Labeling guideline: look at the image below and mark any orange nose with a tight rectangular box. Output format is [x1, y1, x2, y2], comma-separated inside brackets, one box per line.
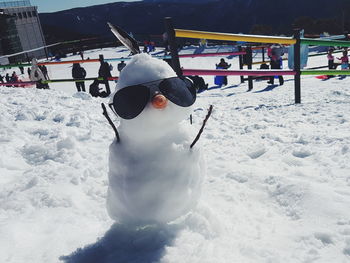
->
[151, 94, 168, 109]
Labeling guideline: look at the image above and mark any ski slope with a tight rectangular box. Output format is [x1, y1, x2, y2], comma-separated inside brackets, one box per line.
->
[1, 46, 350, 263]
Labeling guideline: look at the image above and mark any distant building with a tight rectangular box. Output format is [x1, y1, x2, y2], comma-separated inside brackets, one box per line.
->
[0, 12, 22, 64]
[0, 0, 46, 63]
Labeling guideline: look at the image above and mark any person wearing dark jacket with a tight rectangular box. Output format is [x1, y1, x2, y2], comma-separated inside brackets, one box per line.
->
[98, 61, 112, 95]
[19, 66, 24, 75]
[5, 73, 10, 82]
[11, 71, 18, 82]
[268, 44, 284, 85]
[99, 61, 112, 78]
[216, 58, 231, 69]
[40, 65, 49, 80]
[72, 63, 87, 92]
[117, 61, 126, 72]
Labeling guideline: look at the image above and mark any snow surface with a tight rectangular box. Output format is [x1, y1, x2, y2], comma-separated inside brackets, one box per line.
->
[1, 46, 350, 263]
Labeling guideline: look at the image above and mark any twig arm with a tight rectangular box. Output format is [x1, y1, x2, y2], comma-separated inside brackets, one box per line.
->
[101, 103, 120, 142]
[190, 105, 213, 149]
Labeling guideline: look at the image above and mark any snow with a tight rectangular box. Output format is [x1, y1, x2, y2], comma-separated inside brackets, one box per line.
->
[0, 45, 350, 263]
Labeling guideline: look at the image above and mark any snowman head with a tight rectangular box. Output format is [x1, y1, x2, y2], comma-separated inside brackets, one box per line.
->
[110, 54, 196, 139]
[105, 23, 197, 141]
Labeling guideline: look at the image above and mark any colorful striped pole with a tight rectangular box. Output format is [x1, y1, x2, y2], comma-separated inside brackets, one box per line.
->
[301, 70, 350, 75]
[178, 51, 246, 58]
[0, 81, 36, 87]
[38, 59, 100, 66]
[0, 63, 31, 68]
[0, 77, 119, 87]
[0, 51, 252, 69]
[300, 38, 350, 47]
[175, 28, 350, 48]
[42, 76, 118, 84]
[182, 69, 296, 76]
[175, 29, 297, 45]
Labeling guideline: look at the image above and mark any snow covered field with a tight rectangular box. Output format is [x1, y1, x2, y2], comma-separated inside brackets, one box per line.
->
[1, 46, 350, 263]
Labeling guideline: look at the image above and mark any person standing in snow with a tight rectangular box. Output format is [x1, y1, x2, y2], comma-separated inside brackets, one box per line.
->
[99, 61, 112, 79]
[267, 46, 272, 59]
[89, 58, 112, 97]
[98, 60, 112, 94]
[216, 58, 231, 69]
[30, 58, 49, 89]
[327, 48, 336, 69]
[79, 50, 84, 60]
[337, 50, 349, 70]
[149, 41, 155, 52]
[117, 60, 126, 72]
[143, 40, 149, 53]
[11, 71, 18, 82]
[72, 63, 87, 92]
[0, 74, 4, 83]
[216, 58, 231, 86]
[5, 73, 10, 82]
[268, 44, 284, 85]
[40, 65, 49, 80]
[162, 32, 169, 54]
[18, 66, 24, 75]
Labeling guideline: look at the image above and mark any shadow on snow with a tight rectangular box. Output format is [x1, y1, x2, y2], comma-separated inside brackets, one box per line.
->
[60, 223, 178, 263]
[253, 84, 279, 93]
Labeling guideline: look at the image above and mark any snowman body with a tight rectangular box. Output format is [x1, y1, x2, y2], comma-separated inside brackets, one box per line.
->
[107, 54, 205, 224]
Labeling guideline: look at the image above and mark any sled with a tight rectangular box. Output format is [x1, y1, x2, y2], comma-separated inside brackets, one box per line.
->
[315, 75, 330, 80]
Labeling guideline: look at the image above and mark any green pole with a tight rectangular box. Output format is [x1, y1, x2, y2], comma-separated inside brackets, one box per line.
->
[302, 70, 350, 75]
[300, 38, 350, 47]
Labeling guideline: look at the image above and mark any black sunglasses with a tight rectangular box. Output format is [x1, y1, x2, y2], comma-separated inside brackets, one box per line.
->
[109, 77, 196, 119]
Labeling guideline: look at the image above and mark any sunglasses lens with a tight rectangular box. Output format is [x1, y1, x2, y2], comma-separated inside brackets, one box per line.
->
[113, 85, 150, 119]
[159, 77, 196, 107]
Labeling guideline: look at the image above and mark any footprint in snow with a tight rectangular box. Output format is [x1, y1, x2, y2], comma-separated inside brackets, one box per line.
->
[247, 146, 266, 159]
[314, 232, 333, 245]
[292, 149, 312, 158]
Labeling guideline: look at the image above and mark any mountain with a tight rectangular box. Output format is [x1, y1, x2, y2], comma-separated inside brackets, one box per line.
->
[143, 0, 209, 2]
[38, 0, 350, 43]
[143, 0, 218, 3]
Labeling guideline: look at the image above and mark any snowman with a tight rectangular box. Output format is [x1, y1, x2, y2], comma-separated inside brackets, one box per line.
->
[103, 24, 209, 225]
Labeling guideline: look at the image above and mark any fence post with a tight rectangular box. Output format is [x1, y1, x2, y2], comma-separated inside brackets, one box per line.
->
[99, 54, 111, 96]
[293, 29, 301, 104]
[238, 46, 244, 83]
[247, 46, 253, 91]
[262, 47, 265, 62]
[164, 17, 182, 77]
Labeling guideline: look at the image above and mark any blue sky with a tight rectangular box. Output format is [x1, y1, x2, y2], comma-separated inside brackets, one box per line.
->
[30, 0, 138, 13]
